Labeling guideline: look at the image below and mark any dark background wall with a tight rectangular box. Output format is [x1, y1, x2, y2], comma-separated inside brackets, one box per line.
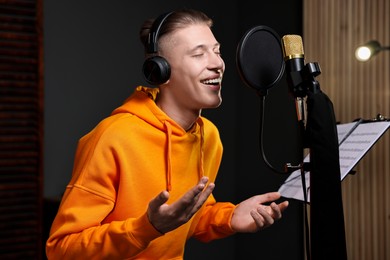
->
[43, 1, 303, 259]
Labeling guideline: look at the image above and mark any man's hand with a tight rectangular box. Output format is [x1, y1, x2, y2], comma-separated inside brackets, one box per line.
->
[231, 192, 289, 233]
[147, 177, 215, 234]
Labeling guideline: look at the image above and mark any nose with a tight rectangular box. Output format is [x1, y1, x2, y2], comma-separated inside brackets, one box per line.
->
[210, 53, 225, 71]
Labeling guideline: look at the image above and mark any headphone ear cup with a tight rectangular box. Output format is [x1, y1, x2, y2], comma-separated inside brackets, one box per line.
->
[142, 56, 171, 85]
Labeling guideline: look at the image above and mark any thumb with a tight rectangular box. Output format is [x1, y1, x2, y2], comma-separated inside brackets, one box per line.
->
[149, 190, 170, 211]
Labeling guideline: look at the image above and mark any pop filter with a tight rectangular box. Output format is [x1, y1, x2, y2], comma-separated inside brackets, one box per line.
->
[236, 25, 285, 96]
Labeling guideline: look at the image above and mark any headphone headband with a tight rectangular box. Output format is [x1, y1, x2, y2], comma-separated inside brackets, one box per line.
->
[146, 11, 174, 54]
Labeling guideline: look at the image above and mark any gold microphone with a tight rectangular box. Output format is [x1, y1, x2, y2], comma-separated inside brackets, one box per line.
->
[281, 35, 306, 123]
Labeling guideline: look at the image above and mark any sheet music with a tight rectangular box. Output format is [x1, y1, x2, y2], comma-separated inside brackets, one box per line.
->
[278, 121, 390, 202]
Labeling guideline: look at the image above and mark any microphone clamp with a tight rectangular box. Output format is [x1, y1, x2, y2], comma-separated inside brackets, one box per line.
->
[288, 61, 322, 98]
[285, 162, 311, 173]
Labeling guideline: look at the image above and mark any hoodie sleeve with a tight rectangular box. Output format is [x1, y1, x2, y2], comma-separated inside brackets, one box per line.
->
[45, 186, 163, 260]
[190, 194, 237, 242]
[46, 118, 163, 259]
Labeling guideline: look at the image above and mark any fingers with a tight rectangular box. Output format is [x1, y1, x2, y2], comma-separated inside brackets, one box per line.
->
[251, 207, 274, 229]
[195, 177, 212, 192]
[184, 177, 212, 200]
[270, 202, 282, 219]
[147, 177, 215, 234]
[258, 192, 289, 218]
[251, 197, 289, 230]
[260, 192, 282, 203]
[148, 191, 170, 227]
[278, 200, 289, 213]
[266, 200, 289, 219]
[251, 204, 278, 229]
[177, 177, 215, 214]
[149, 190, 169, 211]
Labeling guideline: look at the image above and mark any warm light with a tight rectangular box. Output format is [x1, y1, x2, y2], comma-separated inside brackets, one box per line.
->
[355, 40, 390, 62]
[355, 46, 373, 61]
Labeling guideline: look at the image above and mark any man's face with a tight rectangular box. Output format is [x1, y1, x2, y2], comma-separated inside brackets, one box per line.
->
[161, 24, 225, 112]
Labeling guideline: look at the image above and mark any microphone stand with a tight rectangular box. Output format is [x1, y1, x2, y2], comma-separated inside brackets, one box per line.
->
[286, 61, 348, 260]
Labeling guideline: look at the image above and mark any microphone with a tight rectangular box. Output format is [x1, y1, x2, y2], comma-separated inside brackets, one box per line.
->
[281, 35, 306, 123]
[282, 35, 304, 73]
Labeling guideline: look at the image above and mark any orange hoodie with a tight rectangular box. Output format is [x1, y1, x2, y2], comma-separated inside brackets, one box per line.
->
[46, 86, 236, 259]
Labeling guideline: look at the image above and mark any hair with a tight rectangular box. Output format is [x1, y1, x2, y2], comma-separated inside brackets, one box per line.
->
[139, 8, 213, 57]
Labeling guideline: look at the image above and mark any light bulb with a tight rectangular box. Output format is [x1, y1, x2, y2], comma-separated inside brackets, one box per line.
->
[355, 46, 372, 61]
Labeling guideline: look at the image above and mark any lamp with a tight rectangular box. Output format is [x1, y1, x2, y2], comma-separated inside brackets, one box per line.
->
[355, 40, 390, 61]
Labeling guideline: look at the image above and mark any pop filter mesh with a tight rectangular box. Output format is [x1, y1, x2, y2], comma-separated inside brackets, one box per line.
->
[236, 26, 285, 95]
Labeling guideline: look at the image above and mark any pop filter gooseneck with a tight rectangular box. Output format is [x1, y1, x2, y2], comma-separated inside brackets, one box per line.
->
[236, 25, 287, 174]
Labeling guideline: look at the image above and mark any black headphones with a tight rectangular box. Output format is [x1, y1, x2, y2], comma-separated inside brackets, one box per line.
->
[142, 11, 173, 85]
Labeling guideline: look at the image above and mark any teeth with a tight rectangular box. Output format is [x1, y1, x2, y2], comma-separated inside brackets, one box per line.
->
[202, 77, 222, 84]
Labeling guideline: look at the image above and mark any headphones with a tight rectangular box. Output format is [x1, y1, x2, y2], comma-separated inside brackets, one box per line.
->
[142, 11, 173, 85]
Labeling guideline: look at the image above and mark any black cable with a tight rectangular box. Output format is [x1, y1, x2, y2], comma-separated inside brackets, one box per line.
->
[258, 94, 287, 174]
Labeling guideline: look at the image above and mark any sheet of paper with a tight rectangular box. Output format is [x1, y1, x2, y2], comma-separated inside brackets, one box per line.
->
[278, 121, 390, 202]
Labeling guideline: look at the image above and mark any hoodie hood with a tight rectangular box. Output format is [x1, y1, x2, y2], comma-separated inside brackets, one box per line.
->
[112, 86, 204, 191]
[112, 86, 184, 134]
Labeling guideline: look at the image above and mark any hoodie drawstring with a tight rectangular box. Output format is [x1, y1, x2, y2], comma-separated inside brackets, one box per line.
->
[197, 118, 205, 181]
[163, 121, 173, 191]
[163, 119, 205, 192]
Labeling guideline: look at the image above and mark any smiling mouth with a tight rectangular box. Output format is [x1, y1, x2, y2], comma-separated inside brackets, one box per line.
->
[201, 77, 223, 85]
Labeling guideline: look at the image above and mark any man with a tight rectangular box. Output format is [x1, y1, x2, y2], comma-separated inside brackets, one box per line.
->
[46, 8, 289, 259]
